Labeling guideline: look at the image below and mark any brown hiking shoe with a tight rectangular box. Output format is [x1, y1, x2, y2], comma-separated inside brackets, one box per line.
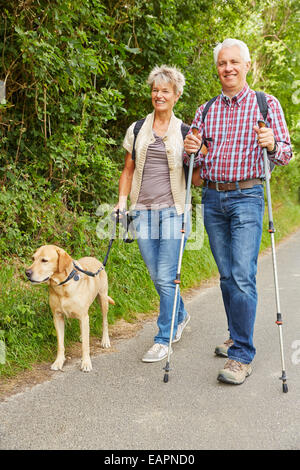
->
[217, 359, 252, 385]
[214, 338, 234, 357]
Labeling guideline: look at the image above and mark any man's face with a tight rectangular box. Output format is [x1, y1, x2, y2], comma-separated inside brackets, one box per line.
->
[217, 45, 250, 95]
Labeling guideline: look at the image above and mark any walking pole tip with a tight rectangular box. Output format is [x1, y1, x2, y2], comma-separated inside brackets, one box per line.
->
[283, 383, 288, 393]
[163, 361, 170, 383]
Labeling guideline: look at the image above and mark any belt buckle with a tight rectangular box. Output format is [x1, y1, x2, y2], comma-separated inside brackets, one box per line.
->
[215, 182, 221, 192]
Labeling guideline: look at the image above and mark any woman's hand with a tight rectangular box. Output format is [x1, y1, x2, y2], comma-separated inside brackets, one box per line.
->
[114, 196, 127, 214]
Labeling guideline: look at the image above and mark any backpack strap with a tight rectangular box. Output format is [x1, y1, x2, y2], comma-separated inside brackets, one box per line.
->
[255, 91, 268, 122]
[181, 122, 190, 140]
[202, 96, 218, 123]
[132, 118, 146, 160]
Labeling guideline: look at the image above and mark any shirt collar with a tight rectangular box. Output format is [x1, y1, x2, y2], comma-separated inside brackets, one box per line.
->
[221, 83, 250, 106]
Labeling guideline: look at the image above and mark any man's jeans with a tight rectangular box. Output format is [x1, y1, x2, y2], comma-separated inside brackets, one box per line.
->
[132, 207, 190, 345]
[202, 184, 265, 364]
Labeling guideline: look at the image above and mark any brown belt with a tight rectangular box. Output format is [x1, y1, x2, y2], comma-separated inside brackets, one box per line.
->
[206, 178, 263, 192]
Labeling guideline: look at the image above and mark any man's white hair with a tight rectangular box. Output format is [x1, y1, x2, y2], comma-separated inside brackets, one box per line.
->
[147, 64, 185, 96]
[213, 38, 251, 65]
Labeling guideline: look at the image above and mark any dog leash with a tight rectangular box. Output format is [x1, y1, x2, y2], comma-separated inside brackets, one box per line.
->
[57, 210, 134, 286]
[103, 209, 134, 267]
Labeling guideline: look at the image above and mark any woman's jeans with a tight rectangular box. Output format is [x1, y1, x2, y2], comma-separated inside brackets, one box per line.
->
[132, 207, 190, 345]
[202, 184, 265, 364]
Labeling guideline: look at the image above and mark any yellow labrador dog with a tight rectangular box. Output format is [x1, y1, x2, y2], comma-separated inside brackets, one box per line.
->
[26, 245, 114, 372]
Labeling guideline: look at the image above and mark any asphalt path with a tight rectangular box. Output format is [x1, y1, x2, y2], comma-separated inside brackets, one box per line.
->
[1, 230, 300, 451]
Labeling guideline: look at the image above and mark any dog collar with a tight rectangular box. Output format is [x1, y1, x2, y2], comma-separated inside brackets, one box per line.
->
[57, 269, 80, 286]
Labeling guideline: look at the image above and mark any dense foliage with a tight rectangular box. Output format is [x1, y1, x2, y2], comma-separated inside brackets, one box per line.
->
[0, 0, 299, 257]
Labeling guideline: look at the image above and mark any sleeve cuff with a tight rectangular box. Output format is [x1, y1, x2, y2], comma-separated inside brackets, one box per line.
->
[267, 141, 277, 155]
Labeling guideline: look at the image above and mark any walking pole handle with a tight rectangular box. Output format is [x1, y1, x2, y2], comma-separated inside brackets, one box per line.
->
[182, 127, 200, 213]
[183, 126, 200, 216]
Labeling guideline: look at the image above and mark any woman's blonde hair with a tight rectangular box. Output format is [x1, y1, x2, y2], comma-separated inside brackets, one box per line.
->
[147, 65, 185, 96]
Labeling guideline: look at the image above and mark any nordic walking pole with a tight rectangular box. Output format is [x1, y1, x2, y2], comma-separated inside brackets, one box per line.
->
[258, 120, 288, 393]
[163, 127, 199, 383]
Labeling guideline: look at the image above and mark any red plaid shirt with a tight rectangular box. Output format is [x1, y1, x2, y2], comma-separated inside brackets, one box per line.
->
[183, 84, 292, 182]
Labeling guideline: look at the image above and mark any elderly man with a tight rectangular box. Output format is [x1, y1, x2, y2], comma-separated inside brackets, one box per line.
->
[184, 38, 292, 385]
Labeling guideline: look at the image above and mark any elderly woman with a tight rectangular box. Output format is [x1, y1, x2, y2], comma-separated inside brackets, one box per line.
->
[115, 65, 191, 363]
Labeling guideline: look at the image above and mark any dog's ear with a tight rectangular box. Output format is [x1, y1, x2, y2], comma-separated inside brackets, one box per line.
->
[57, 249, 72, 273]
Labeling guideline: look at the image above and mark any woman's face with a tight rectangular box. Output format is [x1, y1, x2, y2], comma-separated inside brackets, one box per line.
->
[151, 80, 180, 114]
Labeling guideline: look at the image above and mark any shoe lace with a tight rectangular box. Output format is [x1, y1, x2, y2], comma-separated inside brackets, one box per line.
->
[224, 359, 242, 372]
[151, 343, 165, 352]
[224, 338, 233, 346]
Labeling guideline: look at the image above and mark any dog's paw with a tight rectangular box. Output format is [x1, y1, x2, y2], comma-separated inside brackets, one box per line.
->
[101, 339, 111, 349]
[80, 357, 92, 372]
[101, 334, 111, 349]
[51, 357, 65, 371]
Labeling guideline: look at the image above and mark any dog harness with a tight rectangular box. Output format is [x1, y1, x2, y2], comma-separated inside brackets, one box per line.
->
[57, 262, 104, 286]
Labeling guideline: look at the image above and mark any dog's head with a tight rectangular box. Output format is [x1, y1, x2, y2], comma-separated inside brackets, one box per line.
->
[25, 245, 73, 284]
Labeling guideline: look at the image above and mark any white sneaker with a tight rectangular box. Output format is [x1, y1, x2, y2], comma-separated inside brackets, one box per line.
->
[142, 343, 172, 363]
[173, 314, 191, 343]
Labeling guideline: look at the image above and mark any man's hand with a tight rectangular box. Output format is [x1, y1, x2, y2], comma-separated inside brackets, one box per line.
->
[254, 125, 276, 153]
[184, 132, 202, 155]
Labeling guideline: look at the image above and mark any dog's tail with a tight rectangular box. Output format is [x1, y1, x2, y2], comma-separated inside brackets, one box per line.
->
[108, 296, 115, 305]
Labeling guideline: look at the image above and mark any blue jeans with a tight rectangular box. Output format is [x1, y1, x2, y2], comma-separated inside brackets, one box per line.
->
[202, 184, 265, 364]
[132, 207, 190, 345]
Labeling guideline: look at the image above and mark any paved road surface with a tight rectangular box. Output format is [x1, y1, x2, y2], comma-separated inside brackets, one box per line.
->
[1, 230, 300, 450]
